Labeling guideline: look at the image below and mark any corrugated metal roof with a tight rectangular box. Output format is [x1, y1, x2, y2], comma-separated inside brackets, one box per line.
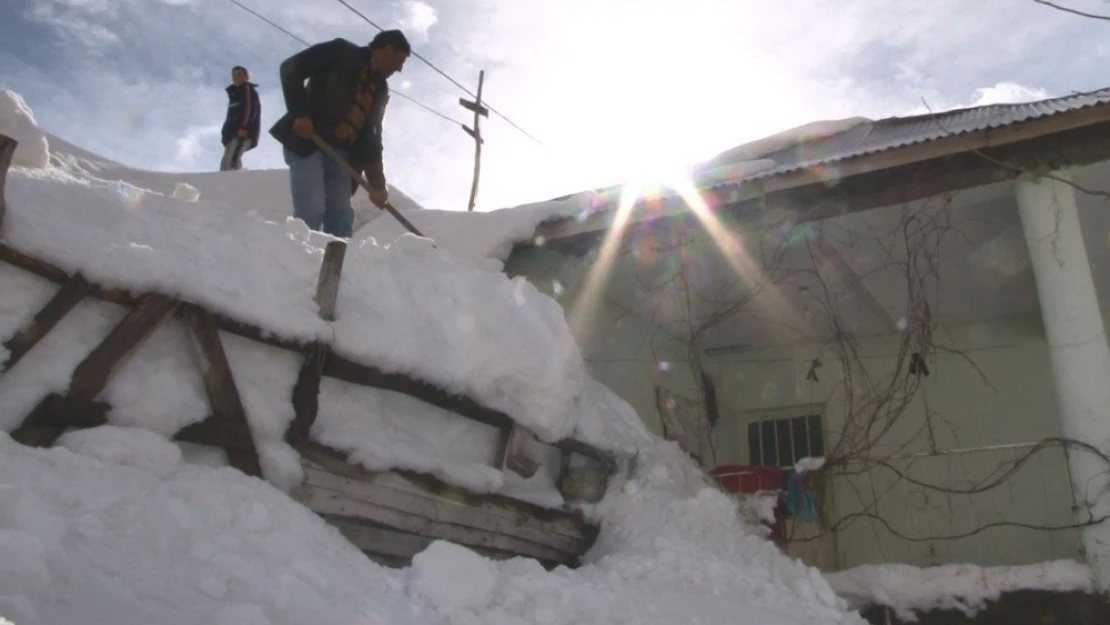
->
[734, 87, 1110, 183]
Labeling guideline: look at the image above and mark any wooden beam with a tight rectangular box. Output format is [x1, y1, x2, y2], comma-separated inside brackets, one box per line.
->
[298, 441, 590, 532]
[285, 343, 327, 446]
[299, 486, 575, 563]
[314, 240, 347, 322]
[177, 304, 261, 476]
[2, 274, 90, 373]
[294, 446, 592, 561]
[9, 394, 109, 447]
[322, 514, 567, 569]
[499, 425, 540, 478]
[0, 134, 16, 228]
[0, 244, 70, 283]
[324, 350, 516, 432]
[68, 293, 178, 403]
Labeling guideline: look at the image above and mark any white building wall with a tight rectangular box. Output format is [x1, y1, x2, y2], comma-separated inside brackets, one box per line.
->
[703, 313, 1081, 571]
[505, 245, 700, 439]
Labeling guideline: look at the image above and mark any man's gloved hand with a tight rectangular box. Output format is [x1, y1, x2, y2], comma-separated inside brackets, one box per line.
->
[368, 186, 389, 208]
[292, 116, 314, 139]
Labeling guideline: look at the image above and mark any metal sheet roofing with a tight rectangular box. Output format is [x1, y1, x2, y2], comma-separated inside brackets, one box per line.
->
[739, 88, 1110, 182]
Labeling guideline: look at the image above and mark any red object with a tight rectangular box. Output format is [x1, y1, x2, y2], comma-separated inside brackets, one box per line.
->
[710, 464, 782, 493]
[710, 464, 787, 547]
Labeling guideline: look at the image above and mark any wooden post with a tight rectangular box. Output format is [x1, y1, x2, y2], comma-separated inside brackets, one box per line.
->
[2, 274, 90, 373]
[177, 304, 261, 477]
[314, 240, 347, 321]
[285, 241, 346, 445]
[0, 134, 16, 228]
[460, 71, 488, 212]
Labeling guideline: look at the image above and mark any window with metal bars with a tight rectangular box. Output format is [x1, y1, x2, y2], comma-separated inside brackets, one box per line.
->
[747, 414, 824, 468]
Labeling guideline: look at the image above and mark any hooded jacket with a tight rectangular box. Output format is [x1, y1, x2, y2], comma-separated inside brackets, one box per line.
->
[221, 81, 261, 148]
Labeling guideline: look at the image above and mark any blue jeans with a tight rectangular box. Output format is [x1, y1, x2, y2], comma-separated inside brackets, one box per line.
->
[283, 146, 354, 238]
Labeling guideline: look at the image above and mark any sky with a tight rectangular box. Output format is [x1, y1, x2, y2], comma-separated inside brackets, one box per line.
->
[2, 0, 1109, 212]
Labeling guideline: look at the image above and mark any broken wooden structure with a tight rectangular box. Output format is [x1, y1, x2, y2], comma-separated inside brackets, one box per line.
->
[0, 134, 619, 568]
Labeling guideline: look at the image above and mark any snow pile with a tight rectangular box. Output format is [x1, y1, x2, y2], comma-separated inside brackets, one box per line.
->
[0, 90, 50, 169]
[409, 540, 500, 612]
[0, 91, 644, 494]
[0, 430, 416, 625]
[172, 182, 200, 202]
[825, 559, 1096, 621]
[0, 429, 867, 625]
[57, 426, 184, 478]
[1, 151, 619, 451]
[356, 192, 592, 264]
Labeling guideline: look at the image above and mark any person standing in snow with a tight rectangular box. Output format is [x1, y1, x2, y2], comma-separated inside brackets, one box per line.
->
[269, 30, 410, 238]
[220, 66, 262, 171]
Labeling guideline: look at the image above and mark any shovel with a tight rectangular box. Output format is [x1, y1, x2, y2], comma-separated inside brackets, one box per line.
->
[309, 134, 425, 238]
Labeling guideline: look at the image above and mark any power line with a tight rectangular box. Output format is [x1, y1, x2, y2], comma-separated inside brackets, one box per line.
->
[331, 0, 545, 145]
[225, 0, 308, 46]
[389, 90, 465, 126]
[222, 0, 465, 126]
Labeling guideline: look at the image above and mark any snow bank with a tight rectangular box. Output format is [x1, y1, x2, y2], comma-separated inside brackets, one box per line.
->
[824, 560, 1096, 621]
[0, 430, 867, 625]
[172, 182, 200, 202]
[0, 90, 50, 169]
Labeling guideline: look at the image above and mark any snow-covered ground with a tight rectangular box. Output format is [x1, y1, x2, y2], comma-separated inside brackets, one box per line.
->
[826, 559, 1095, 621]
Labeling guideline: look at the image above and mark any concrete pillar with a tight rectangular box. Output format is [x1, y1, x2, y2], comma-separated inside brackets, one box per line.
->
[1016, 170, 1110, 589]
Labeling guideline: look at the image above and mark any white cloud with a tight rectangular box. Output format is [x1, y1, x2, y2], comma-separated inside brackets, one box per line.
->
[6, 0, 1108, 211]
[969, 82, 1055, 107]
[402, 1, 438, 38]
[173, 124, 221, 171]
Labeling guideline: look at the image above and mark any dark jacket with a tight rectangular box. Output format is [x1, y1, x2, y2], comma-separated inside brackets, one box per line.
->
[221, 82, 261, 147]
[269, 37, 390, 190]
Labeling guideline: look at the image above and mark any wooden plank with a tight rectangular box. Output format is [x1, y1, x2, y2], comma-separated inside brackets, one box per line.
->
[68, 293, 178, 403]
[1, 273, 90, 373]
[554, 438, 619, 474]
[0, 134, 15, 228]
[178, 304, 261, 477]
[301, 467, 583, 550]
[314, 240, 347, 322]
[500, 425, 539, 478]
[322, 514, 437, 558]
[324, 351, 515, 432]
[10, 394, 109, 447]
[295, 484, 576, 564]
[0, 244, 70, 283]
[458, 98, 489, 117]
[285, 343, 327, 445]
[298, 443, 588, 540]
[323, 514, 566, 568]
